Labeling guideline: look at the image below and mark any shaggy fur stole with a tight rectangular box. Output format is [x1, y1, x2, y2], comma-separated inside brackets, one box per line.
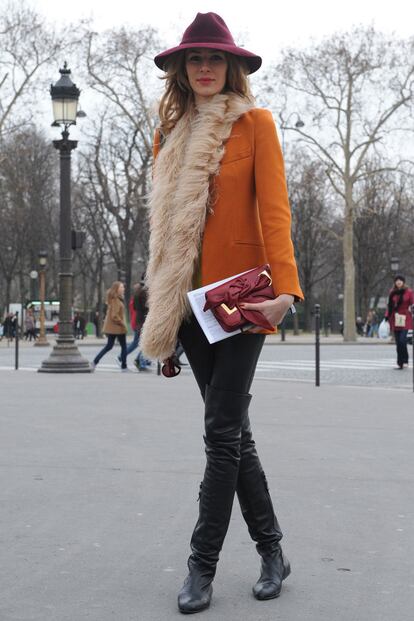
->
[140, 93, 254, 360]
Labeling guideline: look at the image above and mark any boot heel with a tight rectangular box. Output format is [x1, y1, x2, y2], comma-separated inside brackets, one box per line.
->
[253, 548, 291, 600]
[178, 558, 214, 614]
[283, 559, 291, 579]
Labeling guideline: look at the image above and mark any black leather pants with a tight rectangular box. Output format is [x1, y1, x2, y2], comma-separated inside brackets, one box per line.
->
[178, 314, 283, 570]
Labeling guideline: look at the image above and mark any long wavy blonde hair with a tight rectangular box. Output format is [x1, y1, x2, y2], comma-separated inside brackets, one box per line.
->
[106, 281, 123, 303]
[158, 50, 254, 135]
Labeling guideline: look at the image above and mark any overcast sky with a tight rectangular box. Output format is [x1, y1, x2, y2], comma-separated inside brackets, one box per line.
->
[25, 0, 413, 146]
[34, 0, 413, 68]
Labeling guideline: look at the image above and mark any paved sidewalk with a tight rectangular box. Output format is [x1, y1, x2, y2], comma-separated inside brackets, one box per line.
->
[0, 332, 393, 348]
[1, 371, 413, 621]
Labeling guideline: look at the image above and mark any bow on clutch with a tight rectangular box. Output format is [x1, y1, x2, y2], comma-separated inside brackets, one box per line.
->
[203, 265, 275, 332]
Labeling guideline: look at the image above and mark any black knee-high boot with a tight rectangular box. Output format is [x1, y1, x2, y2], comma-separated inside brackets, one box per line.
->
[236, 413, 291, 600]
[178, 385, 252, 614]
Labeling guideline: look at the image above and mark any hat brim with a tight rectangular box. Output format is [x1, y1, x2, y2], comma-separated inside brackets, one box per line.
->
[154, 42, 262, 74]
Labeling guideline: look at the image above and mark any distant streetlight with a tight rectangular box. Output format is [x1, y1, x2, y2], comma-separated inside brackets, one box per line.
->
[35, 251, 49, 347]
[281, 113, 305, 152]
[390, 256, 400, 274]
[29, 270, 38, 300]
[39, 63, 91, 373]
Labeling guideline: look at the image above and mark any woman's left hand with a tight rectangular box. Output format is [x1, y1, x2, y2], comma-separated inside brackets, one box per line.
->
[240, 294, 295, 333]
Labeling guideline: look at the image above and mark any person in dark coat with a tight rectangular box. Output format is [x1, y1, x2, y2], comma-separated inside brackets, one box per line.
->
[385, 275, 414, 369]
[116, 281, 150, 370]
[132, 281, 151, 370]
[3, 313, 14, 340]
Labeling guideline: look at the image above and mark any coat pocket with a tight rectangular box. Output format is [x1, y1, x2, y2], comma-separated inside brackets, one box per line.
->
[221, 146, 252, 166]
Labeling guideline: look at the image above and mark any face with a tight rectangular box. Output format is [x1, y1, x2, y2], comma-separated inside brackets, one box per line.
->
[118, 283, 125, 296]
[185, 48, 228, 103]
[395, 279, 404, 289]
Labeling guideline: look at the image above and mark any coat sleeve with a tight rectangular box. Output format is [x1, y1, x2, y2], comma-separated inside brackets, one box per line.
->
[254, 109, 304, 301]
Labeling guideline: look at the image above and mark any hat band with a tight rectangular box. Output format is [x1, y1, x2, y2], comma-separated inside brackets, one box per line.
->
[182, 35, 236, 45]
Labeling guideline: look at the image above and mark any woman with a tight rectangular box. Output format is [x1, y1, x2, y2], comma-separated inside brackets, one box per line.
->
[25, 309, 36, 341]
[92, 281, 127, 370]
[385, 275, 414, 369]
[140, 12, 304, 614]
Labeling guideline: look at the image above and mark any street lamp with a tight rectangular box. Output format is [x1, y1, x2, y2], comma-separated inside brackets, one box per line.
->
[280, 113, 305, 152]
[35, 251, 49, 347]
[390, 256, 400, 274]
[39, 63, 91, 373]
[29, 270, 38, 301]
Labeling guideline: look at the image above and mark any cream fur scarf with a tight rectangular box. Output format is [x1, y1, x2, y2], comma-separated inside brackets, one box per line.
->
[140, 93, 254, 361]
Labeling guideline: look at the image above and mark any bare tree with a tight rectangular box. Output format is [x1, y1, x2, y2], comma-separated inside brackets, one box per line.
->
[0, 0, 76, 137]
[71, 175, 112, 331]
[77, 113, 151, 304]
[269, 27, 414, 340]
[354, 165, 414, 318]
[79, 26, 158, 302]
[0, 127, 59, 310]
[84, 25, 159, 152]
[288, 152, 341, 329]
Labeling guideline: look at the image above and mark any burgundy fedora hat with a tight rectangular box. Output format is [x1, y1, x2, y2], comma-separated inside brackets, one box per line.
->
[154, 12, 262, 74]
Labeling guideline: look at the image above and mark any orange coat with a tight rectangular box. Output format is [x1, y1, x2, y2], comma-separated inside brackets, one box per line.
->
[153, 108, 304, 326]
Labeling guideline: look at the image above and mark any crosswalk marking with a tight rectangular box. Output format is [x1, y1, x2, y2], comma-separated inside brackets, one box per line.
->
[257, 359, 402, 372]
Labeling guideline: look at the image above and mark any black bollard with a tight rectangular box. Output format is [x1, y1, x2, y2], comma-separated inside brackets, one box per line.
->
[157, 360, 161, 376]
[15, 311, 19, 370]
[315, 304, 320, 387]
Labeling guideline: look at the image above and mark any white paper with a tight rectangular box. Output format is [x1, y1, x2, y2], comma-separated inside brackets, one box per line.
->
[187, 270, 254, 344]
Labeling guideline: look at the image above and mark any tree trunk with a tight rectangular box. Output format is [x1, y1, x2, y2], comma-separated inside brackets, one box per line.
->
[302, 271, 313, 331]
[343, 184, 356, 341]
[97, 260, 104, 338]
[5, 278, 12, 312]
[303, 296, 314, 332]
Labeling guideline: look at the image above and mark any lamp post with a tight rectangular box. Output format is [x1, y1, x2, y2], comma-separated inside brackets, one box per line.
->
[280, 114, 305, 152]
[35, 251, 49, 347]
[29, 270, 38, 302]
[39, 63, 91, 373]
[390, 256, 400, 275]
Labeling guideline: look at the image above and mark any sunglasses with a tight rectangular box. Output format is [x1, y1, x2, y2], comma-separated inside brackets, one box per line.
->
[161, 356, 181, 378]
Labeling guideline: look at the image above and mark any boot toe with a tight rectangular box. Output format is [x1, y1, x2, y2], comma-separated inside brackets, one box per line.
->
[253, 580, 282, 600]
[178, 585, 212, 614]
[253, 550, 291, 600]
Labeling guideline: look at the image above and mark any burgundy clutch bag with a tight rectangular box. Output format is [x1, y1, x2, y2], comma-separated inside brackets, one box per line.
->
[203, 265, 275, 332]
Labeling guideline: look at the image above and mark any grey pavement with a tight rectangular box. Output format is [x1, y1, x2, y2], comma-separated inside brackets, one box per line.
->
[1, 368, 413, 621]
[0, 332, 392, 348]
[1, 336, 413, 390]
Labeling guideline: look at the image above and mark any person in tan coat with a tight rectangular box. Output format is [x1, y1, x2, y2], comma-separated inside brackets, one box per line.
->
[139, 12, 304, 614]
[92, 281, 127, 370]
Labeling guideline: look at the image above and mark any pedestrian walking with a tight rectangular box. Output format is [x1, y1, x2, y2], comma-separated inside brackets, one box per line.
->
[3, 312, 15, 341]
[140, 12, 304, 614]
[365, 308, 378, 337]
[385, 275, 414, 369]
[73, 312, 85, 339]
[355, 316, 365, 336]
[93, 311, 101, 337]
[25, 308, 37, 341]
[92, 282, 128, 370]
[116, 281, 151, 371]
